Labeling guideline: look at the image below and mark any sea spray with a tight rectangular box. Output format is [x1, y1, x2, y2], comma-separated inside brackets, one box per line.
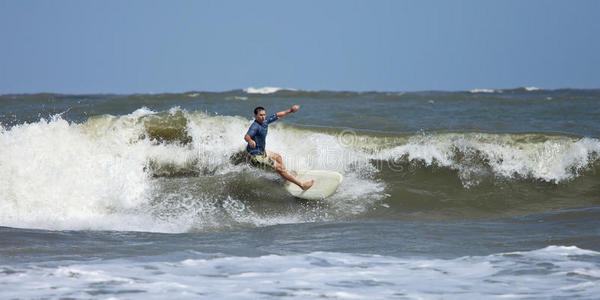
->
[1, 107, 598, 232]
[0, 108, 386, 232]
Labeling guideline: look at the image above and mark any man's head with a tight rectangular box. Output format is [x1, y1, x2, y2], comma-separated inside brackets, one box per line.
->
[254, 106, 266, 124]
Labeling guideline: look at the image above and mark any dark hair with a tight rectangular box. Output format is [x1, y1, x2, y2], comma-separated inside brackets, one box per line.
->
[254, 106, 265, 115]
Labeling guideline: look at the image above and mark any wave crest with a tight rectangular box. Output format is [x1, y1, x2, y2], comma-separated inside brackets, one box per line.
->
[244, 87, 297, 94]
[1, 108, 598, 231]
[369, 133, 599, 186]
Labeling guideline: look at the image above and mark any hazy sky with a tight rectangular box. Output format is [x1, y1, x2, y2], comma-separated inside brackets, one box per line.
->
[1, 0, 598, 94]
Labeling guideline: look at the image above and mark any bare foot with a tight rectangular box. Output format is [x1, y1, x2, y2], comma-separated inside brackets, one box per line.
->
[301, 180, 315, 191]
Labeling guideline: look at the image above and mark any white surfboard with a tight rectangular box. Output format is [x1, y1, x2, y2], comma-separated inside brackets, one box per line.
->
[285, 170, 343, 200]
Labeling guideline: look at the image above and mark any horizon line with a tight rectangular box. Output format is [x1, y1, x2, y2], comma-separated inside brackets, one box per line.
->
[2, 86, 600, 97]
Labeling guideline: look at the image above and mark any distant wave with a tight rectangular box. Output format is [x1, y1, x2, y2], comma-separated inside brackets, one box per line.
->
[244, 86, 297, 94]
[242, 86, 545, 95]
[469, 89, 497, 94]
[469, 87, 544, 94]
[502, 86, 544, 93]
[525, 86, 542, 91]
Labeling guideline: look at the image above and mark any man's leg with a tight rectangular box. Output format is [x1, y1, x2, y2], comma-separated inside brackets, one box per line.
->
[267, 151, 314, 190]
[266, 150, 283, 166]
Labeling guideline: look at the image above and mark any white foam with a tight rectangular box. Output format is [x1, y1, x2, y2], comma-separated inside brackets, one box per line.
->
[3, 246, 599, 299]
[266, 126, 387, 212]
[0, 115, 154, 231]
[525, 86, 542, 91]
[470, 89, 496, 93]
[0, 108, 200, 232]
[375, 133, 600, 186]
[244, 86, 297, 94]
[0, 109, 387, 232]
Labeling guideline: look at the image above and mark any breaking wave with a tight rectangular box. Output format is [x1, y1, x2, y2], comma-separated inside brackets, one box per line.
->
[1, 107, 598, 232]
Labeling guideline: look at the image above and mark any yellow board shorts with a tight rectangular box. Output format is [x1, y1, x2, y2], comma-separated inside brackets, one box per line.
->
[250, 153, 276, 171]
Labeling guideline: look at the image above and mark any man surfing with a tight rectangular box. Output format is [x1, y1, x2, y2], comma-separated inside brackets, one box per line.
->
[244, 105, 314, 190]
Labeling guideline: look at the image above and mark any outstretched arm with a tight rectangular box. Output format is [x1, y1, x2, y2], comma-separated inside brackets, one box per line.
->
[276, 105, 300, 119]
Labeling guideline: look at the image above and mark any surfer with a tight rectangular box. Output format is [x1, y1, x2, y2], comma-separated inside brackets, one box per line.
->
[244, 105, 314, 190]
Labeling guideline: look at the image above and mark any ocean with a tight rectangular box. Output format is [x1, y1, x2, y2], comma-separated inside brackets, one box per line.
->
[1, 87, 599, 299]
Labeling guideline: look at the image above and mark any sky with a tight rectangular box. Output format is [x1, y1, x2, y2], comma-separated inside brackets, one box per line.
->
[0, 0, 599, 94]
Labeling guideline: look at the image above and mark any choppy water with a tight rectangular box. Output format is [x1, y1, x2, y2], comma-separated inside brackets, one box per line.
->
[1, 88, 599, 298]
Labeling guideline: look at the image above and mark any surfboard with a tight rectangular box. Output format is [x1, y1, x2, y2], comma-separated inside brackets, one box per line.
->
[284, 170, 343, 200]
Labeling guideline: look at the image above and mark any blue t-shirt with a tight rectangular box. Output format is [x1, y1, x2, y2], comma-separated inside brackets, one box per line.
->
[246, 114, 278, 155]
